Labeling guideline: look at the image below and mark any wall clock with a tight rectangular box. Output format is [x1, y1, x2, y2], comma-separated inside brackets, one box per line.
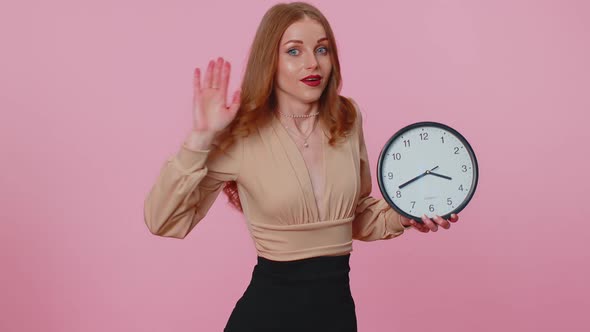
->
[377, 122, 479, 223]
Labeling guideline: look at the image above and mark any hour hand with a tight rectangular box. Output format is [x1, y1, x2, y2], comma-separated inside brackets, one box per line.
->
[428, 171, 452, 180]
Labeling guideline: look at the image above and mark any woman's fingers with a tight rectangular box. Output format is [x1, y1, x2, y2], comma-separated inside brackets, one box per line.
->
[230, 90, 242, 110]
[220, 61, 231, 101]
[410, 219, 429, 233]
[204, 60, 214, 88]
[212, 57, 223, 89]
[193, 68, 201, 99]
[413, 214, 459, 234]
[199, 57, 232, 95]
[228, 90, 241, 115]
[433, 215, 451, 229]
[421, 214, 438, 232]
[232, 89, 241, 104]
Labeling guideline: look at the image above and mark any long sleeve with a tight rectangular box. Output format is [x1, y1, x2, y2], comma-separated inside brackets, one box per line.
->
[143, 138, 243, 239]
[350, 99, 407, 241]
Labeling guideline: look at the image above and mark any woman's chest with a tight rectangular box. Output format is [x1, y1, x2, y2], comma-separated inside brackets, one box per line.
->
[239, 128, 361, 225]
[297, 134, 325, 215]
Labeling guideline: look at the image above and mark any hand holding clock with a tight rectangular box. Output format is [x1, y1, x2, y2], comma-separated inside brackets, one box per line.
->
[399, 213, 460, 233]
[377, 121, 478, 234]
[393, 163, 459, 232]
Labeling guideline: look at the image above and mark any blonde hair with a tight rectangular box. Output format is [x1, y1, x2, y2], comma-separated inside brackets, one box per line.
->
[217, 2, 357, 212]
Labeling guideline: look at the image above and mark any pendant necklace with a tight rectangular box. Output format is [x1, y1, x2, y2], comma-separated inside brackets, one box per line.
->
[276, 109, 319, 148]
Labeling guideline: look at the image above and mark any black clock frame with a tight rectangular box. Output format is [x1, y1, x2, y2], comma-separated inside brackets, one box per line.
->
[376, 121, 479, 223]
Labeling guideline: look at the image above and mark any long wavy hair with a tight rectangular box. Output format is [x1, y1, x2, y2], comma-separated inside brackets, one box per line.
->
[217, 2, 357, 212]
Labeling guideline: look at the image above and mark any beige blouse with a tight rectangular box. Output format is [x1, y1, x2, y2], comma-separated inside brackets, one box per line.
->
[144, 99, 407, 261]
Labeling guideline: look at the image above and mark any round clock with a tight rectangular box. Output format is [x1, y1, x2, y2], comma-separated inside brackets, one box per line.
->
[377, 121, 479, 223]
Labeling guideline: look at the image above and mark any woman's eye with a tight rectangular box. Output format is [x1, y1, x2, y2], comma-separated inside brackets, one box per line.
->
[287, 49, 300, 56]
[316, 46, 328, 55]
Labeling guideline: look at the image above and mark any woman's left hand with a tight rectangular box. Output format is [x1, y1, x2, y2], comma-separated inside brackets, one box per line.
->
[401, 214, 459, 233]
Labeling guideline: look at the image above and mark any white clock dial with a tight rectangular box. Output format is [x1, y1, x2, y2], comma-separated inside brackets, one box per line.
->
[377, 122, 478, 222]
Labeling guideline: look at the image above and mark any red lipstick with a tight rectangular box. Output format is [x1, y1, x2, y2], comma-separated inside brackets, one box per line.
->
[301, 75, 322, 87]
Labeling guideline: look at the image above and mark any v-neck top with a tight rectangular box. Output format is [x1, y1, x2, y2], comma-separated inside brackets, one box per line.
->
[144, 99, 407, 261]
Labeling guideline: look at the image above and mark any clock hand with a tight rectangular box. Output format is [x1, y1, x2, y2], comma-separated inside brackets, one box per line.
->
[399, 166, 440, 189]
[428, 172, 452, 180]
[398, 172, 427, 189]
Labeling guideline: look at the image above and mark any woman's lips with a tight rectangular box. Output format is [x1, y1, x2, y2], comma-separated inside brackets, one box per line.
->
[301, 77, 322, 87]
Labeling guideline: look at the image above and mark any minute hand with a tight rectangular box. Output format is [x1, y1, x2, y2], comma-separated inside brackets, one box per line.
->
[398, 166, 439, 189]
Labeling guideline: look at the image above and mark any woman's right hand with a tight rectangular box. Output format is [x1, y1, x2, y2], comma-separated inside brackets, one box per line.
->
[192, 57, 241, 134]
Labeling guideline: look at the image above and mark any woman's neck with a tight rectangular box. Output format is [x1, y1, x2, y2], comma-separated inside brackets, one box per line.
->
[275, 105, 320, 135]
[276, 103, 319, 117]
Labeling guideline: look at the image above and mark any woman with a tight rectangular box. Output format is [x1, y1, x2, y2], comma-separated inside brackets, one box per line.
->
[144, 2, 459, 331]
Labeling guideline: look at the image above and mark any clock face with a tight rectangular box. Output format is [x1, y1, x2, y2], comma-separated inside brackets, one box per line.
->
[377, 122, 478, 222]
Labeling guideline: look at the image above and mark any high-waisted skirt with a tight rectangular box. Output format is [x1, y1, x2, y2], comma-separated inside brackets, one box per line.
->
[224, 254, 357, 332]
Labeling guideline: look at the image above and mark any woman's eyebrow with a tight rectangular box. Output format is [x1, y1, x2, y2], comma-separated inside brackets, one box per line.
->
[283, 37, 329, 45]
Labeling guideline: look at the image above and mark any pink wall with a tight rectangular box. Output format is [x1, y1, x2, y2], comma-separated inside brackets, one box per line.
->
[1, 0, 588, 331]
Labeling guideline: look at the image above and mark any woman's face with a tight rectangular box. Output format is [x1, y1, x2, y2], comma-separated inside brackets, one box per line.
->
[275, 17, 332, 106]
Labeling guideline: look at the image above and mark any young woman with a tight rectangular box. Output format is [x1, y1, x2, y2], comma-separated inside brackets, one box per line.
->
[144, 2, 460, 331]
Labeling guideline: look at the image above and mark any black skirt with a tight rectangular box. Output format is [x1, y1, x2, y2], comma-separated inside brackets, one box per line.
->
[224, 254, 357, 332]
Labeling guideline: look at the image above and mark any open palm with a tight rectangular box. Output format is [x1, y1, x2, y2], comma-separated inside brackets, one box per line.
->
[192, 57, 241, 133]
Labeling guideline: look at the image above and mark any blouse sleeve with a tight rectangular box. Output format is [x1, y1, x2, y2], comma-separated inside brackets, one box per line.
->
[350, 99, 409, 241]
[143, 137, 243, 239]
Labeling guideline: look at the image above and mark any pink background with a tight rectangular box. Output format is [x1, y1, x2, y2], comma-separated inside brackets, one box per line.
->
[1, 0, 588, 331]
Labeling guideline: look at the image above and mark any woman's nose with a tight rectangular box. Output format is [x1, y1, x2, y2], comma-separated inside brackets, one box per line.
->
[304, 53, 319, 70]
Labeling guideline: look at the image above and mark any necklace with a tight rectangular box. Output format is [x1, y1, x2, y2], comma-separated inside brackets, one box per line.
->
[276, 112, 318, 148]
[277, 109, 320, 118]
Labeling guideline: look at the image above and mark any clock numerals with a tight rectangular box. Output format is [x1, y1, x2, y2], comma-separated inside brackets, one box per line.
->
[377, 122, 478, 221]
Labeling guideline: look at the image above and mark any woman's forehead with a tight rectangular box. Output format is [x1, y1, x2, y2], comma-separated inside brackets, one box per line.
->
[280, 18, 327, 44]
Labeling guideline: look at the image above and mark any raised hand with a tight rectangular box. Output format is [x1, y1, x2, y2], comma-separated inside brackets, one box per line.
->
[192, 57, 241, 133]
